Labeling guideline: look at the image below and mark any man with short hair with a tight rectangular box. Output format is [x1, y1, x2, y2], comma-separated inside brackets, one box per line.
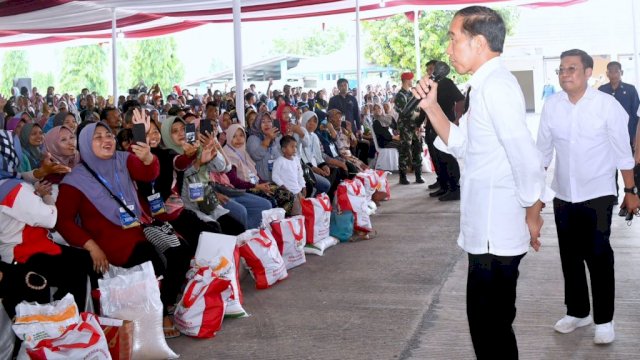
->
[101, 107, 121, 133]
[598, 61, 640, 151]
[394, 72, 423, 184]
[328, 78, 360, 134]
[245, 92, 257, 112]
[413, 6, 549, 358]
[538, 49, 639, 345]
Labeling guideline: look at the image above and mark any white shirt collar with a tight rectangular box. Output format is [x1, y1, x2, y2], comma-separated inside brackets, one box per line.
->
[468, 56, 502, 89]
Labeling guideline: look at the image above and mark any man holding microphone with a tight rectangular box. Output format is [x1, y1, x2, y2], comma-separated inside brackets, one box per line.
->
[412, 6, 550, 359]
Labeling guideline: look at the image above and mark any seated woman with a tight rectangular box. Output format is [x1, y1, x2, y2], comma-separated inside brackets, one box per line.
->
[56, 121, 190, 338]
[160, 116, 245, 235]
[372, 103, 401, 149]
[18, 123, 45, 172]
[135, 118, 233, 248]
[204, 125, 273, 230]
[0, 130, 91, 318]
[246, 111, 282, 183]
[299, 112, 339, 199]
[223, 123, 295, 214]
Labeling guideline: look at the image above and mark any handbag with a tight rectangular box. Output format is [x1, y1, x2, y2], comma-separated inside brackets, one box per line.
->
[301, 159, 317, 187]
[330, 202, 354, 243]
[81, 161, 181, 253]
[186, 171, 220, 214]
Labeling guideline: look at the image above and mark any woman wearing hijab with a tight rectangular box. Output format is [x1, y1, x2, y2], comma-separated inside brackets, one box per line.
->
[0, 130, 92, 318]
[298, 111, 334, 196]
[202, 123, 273, 230]
[276, 103, 296, 134]
[18, 123, 45, 172]
[136, 118, 242, 249]
[56, 121, 190, 339]
[160, 116, 246, 234]
[246, 111, 283, 182]
[372, 103, 401, 149]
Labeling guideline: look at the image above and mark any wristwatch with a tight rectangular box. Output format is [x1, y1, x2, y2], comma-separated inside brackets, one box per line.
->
[624, 186, 638, 195]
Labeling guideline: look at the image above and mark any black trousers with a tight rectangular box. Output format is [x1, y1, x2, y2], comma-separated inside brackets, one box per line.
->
[553, 195, 616, 324]
[467, 253, 525, 360]
[123, 241, 191, 316]
[0, 246, 93, 318]
[169, 208, 222, 250]
[425, 128, 441, 181]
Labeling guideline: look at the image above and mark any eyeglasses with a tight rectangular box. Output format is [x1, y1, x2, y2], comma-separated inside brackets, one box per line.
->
[556, 66, 581, 75]
[92, 133, 115, 142]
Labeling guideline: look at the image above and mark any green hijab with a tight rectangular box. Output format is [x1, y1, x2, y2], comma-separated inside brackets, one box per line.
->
[160, 116, 185, 154]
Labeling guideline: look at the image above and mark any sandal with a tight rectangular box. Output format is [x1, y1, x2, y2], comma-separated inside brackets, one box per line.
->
[163, 316, 181, 339]
[348, 230, 377, 242]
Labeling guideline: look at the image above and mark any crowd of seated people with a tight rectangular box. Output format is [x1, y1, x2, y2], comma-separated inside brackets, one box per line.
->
[0, 79, 400, 340]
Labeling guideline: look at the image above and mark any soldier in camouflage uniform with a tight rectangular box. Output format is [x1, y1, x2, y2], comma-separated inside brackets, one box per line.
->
[394, 72, 424, 184]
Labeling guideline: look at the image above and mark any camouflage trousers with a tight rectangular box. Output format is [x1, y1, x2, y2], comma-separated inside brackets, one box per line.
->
[398, 121, 422, 173]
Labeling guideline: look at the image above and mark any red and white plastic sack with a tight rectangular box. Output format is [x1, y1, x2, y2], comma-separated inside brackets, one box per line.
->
[174, 263, 231, 338]
[99, 261, 178, 360]
[422, 145, 435, 173]
[270, 215, 306, 270]
[300, 193, 332, 245]
[300, 193, 338, 256]
[355, 170, 381, 200]
[238, 229, 288, 289]
[12, 293, 81, 350]
[27, 312, 111, 360]
[374, 170, 391, 201]
[337, 179, 373, 233]
[194, 232, 246, 318]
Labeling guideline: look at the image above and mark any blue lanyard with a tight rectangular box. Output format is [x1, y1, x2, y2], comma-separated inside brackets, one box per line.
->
[96, 167, 126, 204]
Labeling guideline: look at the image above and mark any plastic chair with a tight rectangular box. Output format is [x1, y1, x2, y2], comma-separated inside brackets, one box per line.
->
[371, 131, 399, 171]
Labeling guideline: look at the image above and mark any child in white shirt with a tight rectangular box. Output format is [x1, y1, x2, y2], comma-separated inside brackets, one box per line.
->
[272, 135, 306, 214]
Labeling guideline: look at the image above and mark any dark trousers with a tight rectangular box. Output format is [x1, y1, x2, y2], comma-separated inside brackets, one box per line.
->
[467, 253, 525, 360]
[123, 241, 191, 316]
[0, 246, 93, 318]
[170, 208, 221, 250]
[425, 129, 441, 181]
[433, 148, 461, 191]
[553, 195, 616, 324]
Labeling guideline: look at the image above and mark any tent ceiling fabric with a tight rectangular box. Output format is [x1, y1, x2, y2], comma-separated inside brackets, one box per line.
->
[0, 0, 584, 47]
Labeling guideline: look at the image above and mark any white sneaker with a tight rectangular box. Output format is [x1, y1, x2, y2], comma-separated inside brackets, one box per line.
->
[554, 315, 593, 333]
[594, 321, 615, 344]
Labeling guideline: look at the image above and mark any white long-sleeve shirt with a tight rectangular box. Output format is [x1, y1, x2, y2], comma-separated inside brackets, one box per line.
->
[434, 57, 552, 256]
[537, 86, 634, 203]
[272, 155, 306, 195]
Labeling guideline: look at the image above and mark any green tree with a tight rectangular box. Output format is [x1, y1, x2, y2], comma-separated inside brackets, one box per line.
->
[1, 50, 30, 95]
[129, 37, 184, 94]
[116, 42, 131, 95]
[271, 27, 347, 56]
[32, 71, 56, 93]
[363, 9, 518, 79]
[59, 44, 108, 95]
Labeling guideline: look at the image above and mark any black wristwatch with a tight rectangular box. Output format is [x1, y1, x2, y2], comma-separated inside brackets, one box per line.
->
[624, 186, 638, 195]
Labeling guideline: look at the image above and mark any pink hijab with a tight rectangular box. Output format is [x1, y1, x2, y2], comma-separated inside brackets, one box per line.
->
[43, 125, 80, 168]
[222, 123, 258, 181]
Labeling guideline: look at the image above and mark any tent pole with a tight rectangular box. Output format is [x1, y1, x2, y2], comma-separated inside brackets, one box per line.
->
[233, 0, 245, 125]
[356, 0, 362, 108]
[632, 0, 639, 88]
[111, 8, 118, 102]
[414, 10, 421, 79]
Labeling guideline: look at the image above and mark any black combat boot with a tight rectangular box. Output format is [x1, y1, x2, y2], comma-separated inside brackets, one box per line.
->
[399, 171, 410, 185]
[414, 170, 425, 184]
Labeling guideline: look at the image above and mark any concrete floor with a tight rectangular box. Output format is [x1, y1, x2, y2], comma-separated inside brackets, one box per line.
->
[168, 172, 640, 360]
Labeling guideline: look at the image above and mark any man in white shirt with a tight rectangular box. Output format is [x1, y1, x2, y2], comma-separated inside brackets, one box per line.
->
[412, 6, 550, 359]
[537, 49, 640, 344]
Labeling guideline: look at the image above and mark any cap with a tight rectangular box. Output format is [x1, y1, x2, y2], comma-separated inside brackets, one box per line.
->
[401, 72, 414, 81]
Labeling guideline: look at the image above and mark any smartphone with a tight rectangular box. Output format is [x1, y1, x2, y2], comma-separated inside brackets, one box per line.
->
[132, 123, 147, 144]
[289, 113, 296, 124]
[200, 119, 213, 135]
[185, 123, 197, 144]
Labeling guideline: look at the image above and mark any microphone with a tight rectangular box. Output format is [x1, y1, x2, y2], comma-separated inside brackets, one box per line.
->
[400, 61, 450, 117]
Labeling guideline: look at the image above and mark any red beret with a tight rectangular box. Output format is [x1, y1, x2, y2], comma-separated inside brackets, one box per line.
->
[401, 72, 414, 81]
